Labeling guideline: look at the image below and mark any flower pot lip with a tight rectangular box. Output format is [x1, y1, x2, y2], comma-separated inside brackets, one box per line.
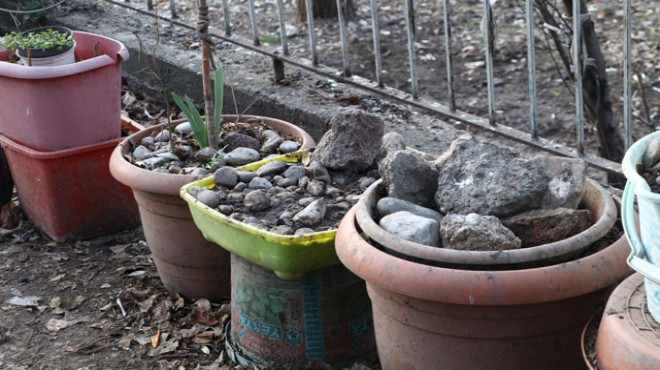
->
[109, 115, 315, 197]
[15, 26, 74, 59]
[355, 178, 617, 268]
[336, 205, 632, 306]
[622, 130, 660, 202]
[0, 31, 128, 79]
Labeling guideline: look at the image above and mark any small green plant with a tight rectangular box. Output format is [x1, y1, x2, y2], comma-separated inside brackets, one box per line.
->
[2, 27, 74, 53]
[171, 66, 224, 149]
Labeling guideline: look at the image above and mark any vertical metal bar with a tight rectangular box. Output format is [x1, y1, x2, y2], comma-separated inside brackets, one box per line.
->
[573, 0, 584, 153]
[404, 0, 419, 99]
[370, 0, 384, 87]
[337, 0, 352, 77]
[442, 0, 455, 111]
[623, 0, 632, 149]
[248, 0, 261, 46]
[169, 0, 177, 18]
[483, 0, 496, 125]
[222, 0, 232, 36]
[305, 0, 319, 65]
[525, 0, 538, 138]
[275, 0, 289, 55]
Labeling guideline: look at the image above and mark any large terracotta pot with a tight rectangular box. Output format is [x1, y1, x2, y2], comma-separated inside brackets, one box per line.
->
[109, 115, 314, 302]
[335, 198, 633, 370]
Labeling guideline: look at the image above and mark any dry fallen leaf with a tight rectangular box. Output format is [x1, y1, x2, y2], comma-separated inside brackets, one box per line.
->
[109, 244, 131, 254]
[45, 317, 89, 332]
[150, 329, 161, 349]
[48, 297, 61, 309]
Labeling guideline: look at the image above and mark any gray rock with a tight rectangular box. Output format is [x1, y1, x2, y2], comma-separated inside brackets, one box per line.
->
[284, 166, 307, 181]
[434, 135, 546, 217]
[293, 199, 327, 226]
[502, 208, 592, 247]
[261, 130, 284, 152]
[279, 211, 294, 220]
[377, 197, 444, 223]
[214, 167, 239, 188]
[359, 176, 377, 190]
[382, 132, 406, 152]
[225, 132, 261, 152]
[225, 147, 260, 166]
[256, 160, 289, 177]
[532, 156, 587, 209]
[295, 228, 316, 236]
[271, 225, 294, 235]
[174, 121, 193, 135]
[154, 130, 170, 142]
[276, 177, 298, 187]
[440, 213, 521, 251]
[190, 167, 210, 178]
[325, 185, 342, 198]
[140, 136, 155, 147]
[234, 182, 248, 192]
[244, 190, 271, 211]
[196, 189, 222, 208]
[142, 157, 166, 167]
[379, 211, 440, 247]
[643, 139, 660, 169]
[379, 150, 438, 208]
[156, 152, 180, 161]
[298, 197, 316, 207]
[248, 177, 273, 189]
[133, 145, 155, 160]
[279, 140, 300, 153]
[312, 107, 384, 171]
[236, 171, 258, 183]
[187, 186, 205, 198]
[307, 161, 332, 183]
[194, 147, 217, 163]
[218, 205, 233, 215]
[227, 193, 245, 204]
[306, 179, 326, 196]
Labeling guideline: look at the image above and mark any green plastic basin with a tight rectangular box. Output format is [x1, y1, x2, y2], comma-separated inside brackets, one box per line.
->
[180, 152, 339, 280]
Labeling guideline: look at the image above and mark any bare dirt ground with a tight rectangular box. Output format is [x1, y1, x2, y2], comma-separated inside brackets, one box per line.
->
[1, 0, 659, 368]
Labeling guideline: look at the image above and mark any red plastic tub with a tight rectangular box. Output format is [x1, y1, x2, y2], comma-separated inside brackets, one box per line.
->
[0, 117, 142, 242]
[0, 31, 128, 151]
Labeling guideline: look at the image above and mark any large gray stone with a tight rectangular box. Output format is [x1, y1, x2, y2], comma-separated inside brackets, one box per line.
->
[379, 150, 439, 208]
[225, 147, 260, 166]
[434, 135, 547, 217]
[377, 197, 444, 223]
[379, 211, 440, 247]
[244, 190, 271, 211]
[214, 167, 238, 188]
[532, 156, 587, 209]
[440, 213, 521, 251]
[256, 160, 289, 177]
[225, 132, 261, 152]
[502, 208, 592, 247]
[312, 108, 384, 171]
[293, 199, 327, 226]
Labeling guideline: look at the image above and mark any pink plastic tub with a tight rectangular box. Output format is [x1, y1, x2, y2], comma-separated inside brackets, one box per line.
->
[0, 117, 142, 242]
[0, 31, 129, 151]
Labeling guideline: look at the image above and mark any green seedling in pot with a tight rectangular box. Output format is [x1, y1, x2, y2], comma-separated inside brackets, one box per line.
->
[2, 27, 74, 53]
[171, 66, 224, 149]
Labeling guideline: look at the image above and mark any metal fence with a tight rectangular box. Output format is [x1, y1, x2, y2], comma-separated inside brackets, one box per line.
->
[110, 0, 647, 176]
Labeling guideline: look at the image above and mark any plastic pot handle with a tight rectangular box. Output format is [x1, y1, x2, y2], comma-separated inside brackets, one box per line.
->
[622, 181, 660, 285]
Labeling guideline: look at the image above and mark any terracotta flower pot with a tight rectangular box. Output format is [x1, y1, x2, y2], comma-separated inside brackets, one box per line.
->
[581, 273, 660, 370]
[109, 115, 315, 301]
[335, 197, 633, 370]
[0, 116, 142, 241]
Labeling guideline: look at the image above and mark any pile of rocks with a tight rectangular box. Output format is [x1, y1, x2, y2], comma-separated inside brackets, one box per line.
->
[377, 135, 592, 251]
[189, 108, 392, 235]
[129, 118, 301, 178]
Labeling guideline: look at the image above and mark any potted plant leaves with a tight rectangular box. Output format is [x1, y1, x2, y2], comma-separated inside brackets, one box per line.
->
[2, 26, 75, 66]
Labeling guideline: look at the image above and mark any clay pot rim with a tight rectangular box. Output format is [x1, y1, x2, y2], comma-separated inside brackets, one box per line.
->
[336, 205, 632, 306]
[355, 178, 617, 269]
[109, 115, 315, 196]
